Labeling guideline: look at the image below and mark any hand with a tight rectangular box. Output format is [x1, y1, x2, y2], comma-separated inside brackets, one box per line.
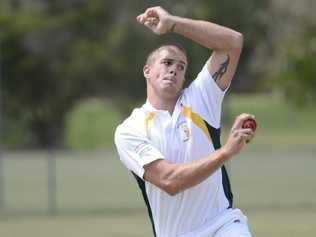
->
[222, 113, 256, 157]
[136, 6, 174, 35]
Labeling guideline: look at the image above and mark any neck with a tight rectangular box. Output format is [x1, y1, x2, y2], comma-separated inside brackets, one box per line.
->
[147, 94, 177, 114]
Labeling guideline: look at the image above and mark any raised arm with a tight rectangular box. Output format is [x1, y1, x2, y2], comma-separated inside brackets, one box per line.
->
[137, 6, 243, 90]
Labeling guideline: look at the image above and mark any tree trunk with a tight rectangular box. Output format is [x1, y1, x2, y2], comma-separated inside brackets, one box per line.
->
[30, 116, 65, 149]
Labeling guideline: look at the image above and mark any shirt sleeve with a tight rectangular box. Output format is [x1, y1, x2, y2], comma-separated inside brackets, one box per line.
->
[114, 125, 165, 179]
[184, 63, 230, 128]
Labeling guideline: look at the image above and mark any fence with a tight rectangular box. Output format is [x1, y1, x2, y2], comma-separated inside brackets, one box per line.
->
[0, 150, 144, 217]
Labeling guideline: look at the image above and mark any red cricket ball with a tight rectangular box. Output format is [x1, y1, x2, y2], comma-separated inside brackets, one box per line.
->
[242, 118, 257, 131]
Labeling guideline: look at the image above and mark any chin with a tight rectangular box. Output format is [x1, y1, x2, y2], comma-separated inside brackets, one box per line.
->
[162, 89, 180, 100]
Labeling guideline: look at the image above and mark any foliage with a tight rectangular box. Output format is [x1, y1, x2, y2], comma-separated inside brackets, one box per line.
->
[64, 98, 122, 150]
[0, 0, 315, 148]
[254, 0, 316, 106]
[275, 22, 316, 106]
[0, 1, 135, 148]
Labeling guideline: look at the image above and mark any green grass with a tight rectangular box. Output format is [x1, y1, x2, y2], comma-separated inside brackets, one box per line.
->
[0, 94, 316, 236]
[0, 145, 315, 237]
[1, 209, 315, 237]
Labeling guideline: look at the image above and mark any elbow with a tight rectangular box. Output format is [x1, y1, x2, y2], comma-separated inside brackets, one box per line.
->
[161, 180, 181, 196]
[231, 32, 243, 51]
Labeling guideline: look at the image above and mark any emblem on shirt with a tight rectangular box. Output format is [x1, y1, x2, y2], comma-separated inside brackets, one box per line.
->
[134, 141, 152, 157]
[179, 122, 190, 142]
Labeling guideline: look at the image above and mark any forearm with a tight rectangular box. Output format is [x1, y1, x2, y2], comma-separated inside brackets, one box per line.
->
[170, 16, 243, 52]
[144, 114, 254, 196]
[162, 147, 231, 195]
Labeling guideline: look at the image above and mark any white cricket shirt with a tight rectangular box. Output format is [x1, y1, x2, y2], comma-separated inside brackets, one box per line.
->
[115, 64, 233, 237]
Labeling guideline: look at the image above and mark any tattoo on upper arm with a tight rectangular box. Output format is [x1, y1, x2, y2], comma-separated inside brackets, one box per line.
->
[212, 55, 230, 82]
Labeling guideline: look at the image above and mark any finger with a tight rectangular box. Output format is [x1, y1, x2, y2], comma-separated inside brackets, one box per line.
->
[136, 14, 145, 23]
[137, 13, 154, 24]
[240, 128, 254, 135]
[232, 128, 252, 140]
[246, 131, 256, 143]
[232, 130, 246, 144]
[143, 21, 153, 29]
[231, 114, 256, 131]
[145, 7, 159, 18]
[136, 14, 142, 20]
[238, 113, 255, 122]
[241, 129, 256, 143]
[143, 21, 156, 31]
[238, 133, 251, 144]
[240, 128, 255, 141]
[145, 17, 159, 25]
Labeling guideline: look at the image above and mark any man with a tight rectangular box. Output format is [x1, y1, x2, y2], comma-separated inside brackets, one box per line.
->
[115, 6, 255, 237]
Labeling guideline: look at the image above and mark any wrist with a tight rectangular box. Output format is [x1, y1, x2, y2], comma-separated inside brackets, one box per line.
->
[167, 16, 180, 33]
[219, 146, 233, 161]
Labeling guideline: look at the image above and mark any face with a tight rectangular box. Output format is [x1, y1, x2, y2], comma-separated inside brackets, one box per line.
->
[144, 48, 187, 100]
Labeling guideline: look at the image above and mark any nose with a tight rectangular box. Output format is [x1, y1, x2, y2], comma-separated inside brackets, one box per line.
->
[169, 66, 177, 76]
[170, 70, 177, 76]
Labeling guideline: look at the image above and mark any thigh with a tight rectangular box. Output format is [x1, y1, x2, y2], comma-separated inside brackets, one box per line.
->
[214, 219, 252, 237]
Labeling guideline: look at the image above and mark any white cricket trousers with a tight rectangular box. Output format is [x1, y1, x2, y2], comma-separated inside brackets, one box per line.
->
[177, 208, 252, 237]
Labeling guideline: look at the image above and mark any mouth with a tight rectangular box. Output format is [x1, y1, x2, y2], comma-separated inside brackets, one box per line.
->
[163, 76, 176, 84]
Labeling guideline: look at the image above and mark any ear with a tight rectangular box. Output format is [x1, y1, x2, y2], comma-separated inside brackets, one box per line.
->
[143, 64, 151, 79]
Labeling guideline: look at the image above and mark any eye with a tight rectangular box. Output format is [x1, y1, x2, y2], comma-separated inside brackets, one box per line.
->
[178, 64, 185, 71]
[162, 60, 172, 66]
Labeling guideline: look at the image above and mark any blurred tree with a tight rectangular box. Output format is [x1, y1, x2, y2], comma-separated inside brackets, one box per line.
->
[2, 0, 314, 148]
[0, 0, 271, 148]
[1, 0, 128, 147]
[277, 25, 316, 106]
[193, 0, 269, 92]
[273, 0, 316, 106]
[249, 0, 316, 106]
[64, 98, 122, 150]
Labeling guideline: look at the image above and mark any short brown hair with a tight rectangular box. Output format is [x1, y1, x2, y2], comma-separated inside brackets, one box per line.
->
[145, 44, 187, 66]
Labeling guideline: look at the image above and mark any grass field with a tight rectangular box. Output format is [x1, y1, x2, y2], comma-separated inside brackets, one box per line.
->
[0, 94, 315, 236]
